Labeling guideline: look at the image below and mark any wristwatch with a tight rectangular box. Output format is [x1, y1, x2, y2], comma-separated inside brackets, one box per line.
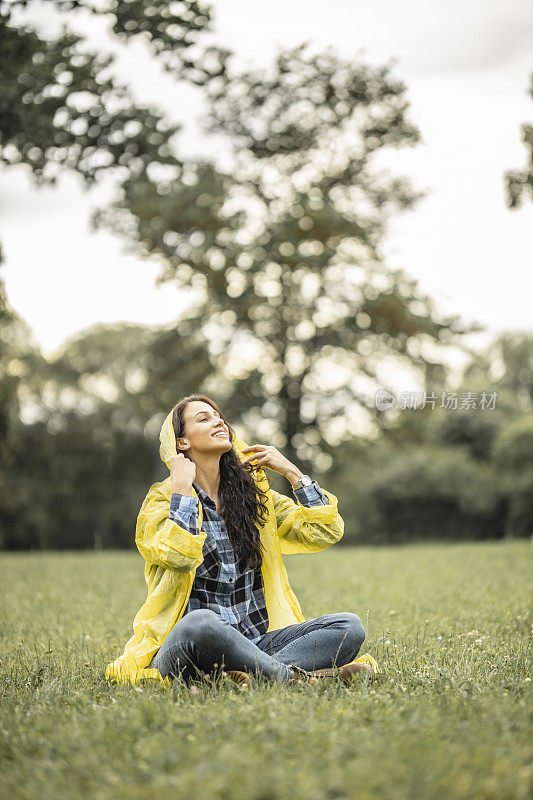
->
[292, 474, 313, 490]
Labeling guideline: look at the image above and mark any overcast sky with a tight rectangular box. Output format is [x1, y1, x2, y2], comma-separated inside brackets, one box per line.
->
[2, 0, 532, 364]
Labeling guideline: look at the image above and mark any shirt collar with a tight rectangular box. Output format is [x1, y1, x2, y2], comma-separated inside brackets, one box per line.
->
[192, 481, 217, 510]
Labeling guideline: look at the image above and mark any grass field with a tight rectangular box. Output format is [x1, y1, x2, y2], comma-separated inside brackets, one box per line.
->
[0, 541, 531, 800]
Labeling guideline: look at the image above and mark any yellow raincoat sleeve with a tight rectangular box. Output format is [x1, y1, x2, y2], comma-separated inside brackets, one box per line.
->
[135, 483, 206, 573]
[270, 487, 344, 555]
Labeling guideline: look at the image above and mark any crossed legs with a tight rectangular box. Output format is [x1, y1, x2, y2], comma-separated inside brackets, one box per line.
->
[148, 609, 366, 684]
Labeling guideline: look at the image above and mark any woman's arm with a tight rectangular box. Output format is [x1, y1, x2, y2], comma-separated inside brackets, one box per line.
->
[270, 482, 344, 555]
[135, 484, 206, 572]
[239, 442, 344, 554]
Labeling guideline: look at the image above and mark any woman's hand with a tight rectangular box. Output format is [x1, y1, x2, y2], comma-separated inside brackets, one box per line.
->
[241, 445, 302, 484]
[169, 453, 196, 495]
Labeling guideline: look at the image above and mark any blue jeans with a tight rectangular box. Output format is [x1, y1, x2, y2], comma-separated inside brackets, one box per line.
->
[147, 609, 366, 684]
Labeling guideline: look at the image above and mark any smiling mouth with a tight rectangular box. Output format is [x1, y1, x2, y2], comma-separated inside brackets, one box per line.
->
[212, 432, 228, 438]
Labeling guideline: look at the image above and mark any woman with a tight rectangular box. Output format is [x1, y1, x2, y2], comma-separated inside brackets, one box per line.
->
[105, 394, 380, 689]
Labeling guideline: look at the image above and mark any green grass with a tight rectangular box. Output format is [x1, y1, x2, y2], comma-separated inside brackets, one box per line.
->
[0, 541, 531, 800]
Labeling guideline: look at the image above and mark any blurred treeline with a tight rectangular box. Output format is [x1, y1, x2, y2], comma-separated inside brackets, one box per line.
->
[1, 1, 532, 549]
[2, 287, 532, 549]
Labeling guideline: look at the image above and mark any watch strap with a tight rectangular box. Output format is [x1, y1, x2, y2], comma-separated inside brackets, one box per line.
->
[292, 474, 313, 490]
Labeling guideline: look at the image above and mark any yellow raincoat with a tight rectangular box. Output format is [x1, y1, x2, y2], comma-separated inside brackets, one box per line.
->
[105, 410, 381, 688]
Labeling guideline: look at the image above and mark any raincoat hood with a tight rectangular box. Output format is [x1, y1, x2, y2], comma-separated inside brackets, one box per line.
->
[105, 407, 382, 688]
[159, 408, 177, 468]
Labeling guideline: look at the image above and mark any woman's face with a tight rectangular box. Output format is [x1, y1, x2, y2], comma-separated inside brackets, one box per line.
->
[177, 400, 232, 457]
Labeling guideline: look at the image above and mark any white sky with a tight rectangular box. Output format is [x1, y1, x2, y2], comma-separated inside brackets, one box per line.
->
[2, 0, 532, 373]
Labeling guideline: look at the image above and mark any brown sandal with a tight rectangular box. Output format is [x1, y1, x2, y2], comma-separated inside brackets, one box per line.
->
[287, 664, 319, 685]
[225, 670, 253, 689]
[307, 662, 376, 684]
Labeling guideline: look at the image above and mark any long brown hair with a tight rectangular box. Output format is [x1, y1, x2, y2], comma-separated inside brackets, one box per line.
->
[171, 394, 269, 571]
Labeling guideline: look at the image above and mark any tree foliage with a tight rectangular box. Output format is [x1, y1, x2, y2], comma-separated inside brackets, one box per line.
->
[0, 4, 188, 184]
[94, 42, 479, 468]
[2, 1, 530, 548]
[504, 71, 533, 209]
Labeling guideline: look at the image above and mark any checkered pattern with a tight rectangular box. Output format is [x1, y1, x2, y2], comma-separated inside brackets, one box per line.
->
[169, 479, 329, 644]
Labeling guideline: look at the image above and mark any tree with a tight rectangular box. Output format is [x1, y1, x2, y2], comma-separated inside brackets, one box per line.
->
[360, 445, 504, 544]
[463, 331, 533, 412]
[493, 414, 533, 539]
[0, 310, 217, 550]
[327, 334, 533, 544]
[2, 1, 481, 473]
[0, 254, 51, 549]
[0, 2, 192, 186]
[24, 315, 214, 429]
[0, 247, 46, 473]
[7, 0, 222, 82]
[504, 72, 533, 209]
[95, 43, 479, 470]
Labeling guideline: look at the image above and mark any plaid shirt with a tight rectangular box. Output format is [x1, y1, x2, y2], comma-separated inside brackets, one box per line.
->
[169, 479, 330, 644]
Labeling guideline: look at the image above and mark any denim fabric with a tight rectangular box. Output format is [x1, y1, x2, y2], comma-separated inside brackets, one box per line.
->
[147, 608, 366, 684]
